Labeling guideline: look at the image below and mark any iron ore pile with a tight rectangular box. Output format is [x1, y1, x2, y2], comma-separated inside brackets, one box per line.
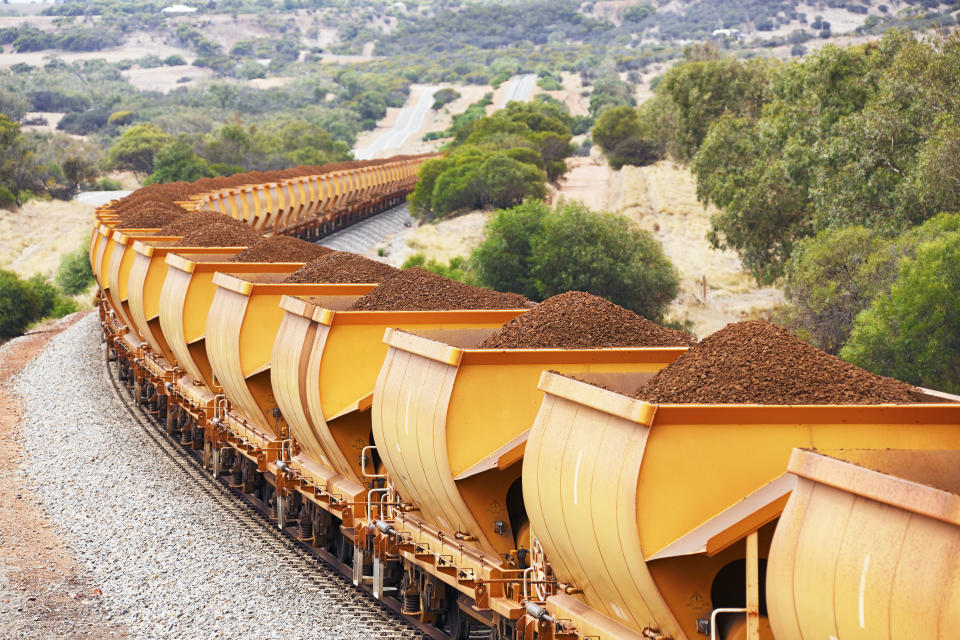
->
[172, 223, 263, 247]
[158, 210, 247, 236]
[160, 210, 265, 247]
[346, 267, 530, 310]
[230, 236, 332, 262]
[635, 320, 917, 404]
[477, 291, 697, 349]
[284, 252, 399, 283]
[113, 200, 186, 229]
[16, 316, 418, 639]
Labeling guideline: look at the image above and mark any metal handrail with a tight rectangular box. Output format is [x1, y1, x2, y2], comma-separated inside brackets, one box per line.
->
[710, 607, 748, 640]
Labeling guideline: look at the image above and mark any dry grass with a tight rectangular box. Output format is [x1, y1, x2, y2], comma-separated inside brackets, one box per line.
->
[123, 65, 214, 93]
[0, 199, 93, 280]
[614, 162, 784, 336]
[552, 149, 618, 212]
[377, 211, 489, 268]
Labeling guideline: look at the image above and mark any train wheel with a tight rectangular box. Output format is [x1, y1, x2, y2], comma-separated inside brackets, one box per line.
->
[446, 593, 490, 640]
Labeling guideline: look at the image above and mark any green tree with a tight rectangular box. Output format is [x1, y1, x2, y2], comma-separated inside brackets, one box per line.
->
[0, 269, 43, 340]
[408, 156, 452, 216]
[809, 32, 960, 232]
[0, 115, 44, 205]
[0, 89, 29, 122]
[276, 121, 351, 166]
[588, 62, 636, 119]
[200, 123, 259, 169]
[470, 200, 550, 300]
[147, 139, 214, 184]
[841, 232, 960, 393]
[786, 213, 960, 354]
[56, 245, 95, 295]
[412, 95, 575, 218]
[694, 114, 811, 283]
[592, 105, 664, 169]
[783, 226, 886, 353]
[477, 152, 547, 209]
[470, 200, 680, 320]
[659, 55, 771, 162]
[35, 133, 101, 197]
[529, 201, 679, 320]
[108, 123, 173, 176]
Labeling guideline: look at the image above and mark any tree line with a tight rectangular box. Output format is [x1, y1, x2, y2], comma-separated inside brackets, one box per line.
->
[594, 31, 960, 392]
[408, 99, 576, 218]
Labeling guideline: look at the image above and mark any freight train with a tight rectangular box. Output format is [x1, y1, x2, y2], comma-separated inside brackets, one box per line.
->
[90, 154, 960, 640]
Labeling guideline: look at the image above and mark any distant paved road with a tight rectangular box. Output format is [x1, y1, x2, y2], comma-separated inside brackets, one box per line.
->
[354, 86, 439, 160]
[74, 190, 132, 206]
[497, 74, 537, 109]
[318, 203, 414, 255]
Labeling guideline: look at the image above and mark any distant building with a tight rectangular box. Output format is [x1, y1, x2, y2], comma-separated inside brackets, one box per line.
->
[711, 28, 743, 39]
[161, 4, 198, 15]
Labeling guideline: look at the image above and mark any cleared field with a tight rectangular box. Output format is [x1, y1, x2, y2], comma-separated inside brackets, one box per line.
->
[0, 199, 92, 280]
[615, 162, 784, 335]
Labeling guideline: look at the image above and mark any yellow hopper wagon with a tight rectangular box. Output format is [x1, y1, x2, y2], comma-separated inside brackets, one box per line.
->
[767, 447, 960, 640]
[269, 299, 527, 578]
[517, 370, 960, 640]
[204, 271, 375, 453]
[104, 230, 180, 346]
[369, 330, 686, 634]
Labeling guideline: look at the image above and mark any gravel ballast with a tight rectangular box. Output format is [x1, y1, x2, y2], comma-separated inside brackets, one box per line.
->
[15, 314, 418, 639]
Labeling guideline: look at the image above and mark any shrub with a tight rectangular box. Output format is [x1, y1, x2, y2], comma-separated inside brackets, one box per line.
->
[536, 75, 562, 90]
[592, 105, 664, 169]
[401, 253, 469, 282]
[431, 88, 461, 110]
[57, 108, 112, 135]
[470, 200, 679, 320]
[56, 246, 95, 295]
[108, 110, 136, 126]
[571, 115, 593, 135]
[841, 231, 960, 393]
[26, 274, 58, 318]
[0, 269, 43, 340]
[470, 200, 550, 299]
[783, 226, 885, 353]
[238, 60, 267, 80]
[529, 201, 679, 320]
[146, 139, 214, 184]
[96, 177, 123, 191]
[0, 185, 15, 209]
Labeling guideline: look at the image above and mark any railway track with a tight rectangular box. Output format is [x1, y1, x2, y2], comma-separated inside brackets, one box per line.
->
[102, 347, 431, 640]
